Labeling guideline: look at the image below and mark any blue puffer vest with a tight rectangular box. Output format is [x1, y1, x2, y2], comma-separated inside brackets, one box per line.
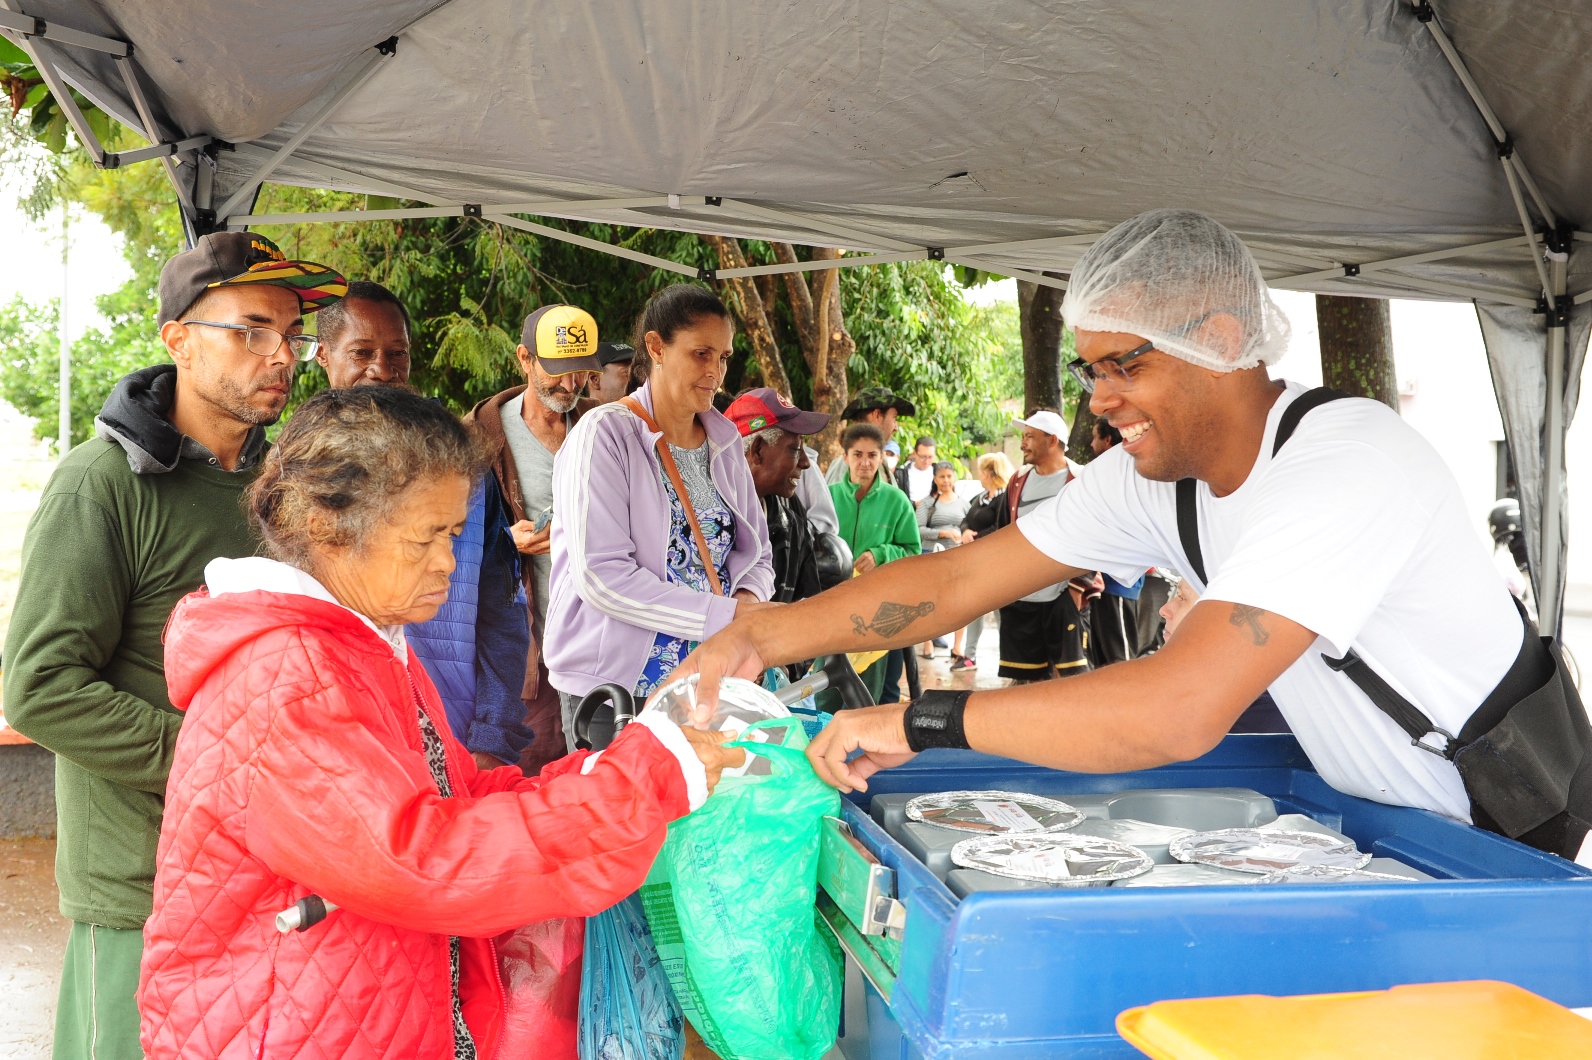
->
[408, 476, 533, 761]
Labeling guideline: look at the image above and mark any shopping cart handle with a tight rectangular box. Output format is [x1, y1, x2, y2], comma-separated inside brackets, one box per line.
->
[775, 653, 874, 711]
[275, 895, 337, 933]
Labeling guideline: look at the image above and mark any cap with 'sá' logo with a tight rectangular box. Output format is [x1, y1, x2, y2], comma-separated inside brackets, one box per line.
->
[521, 304, 601, 374]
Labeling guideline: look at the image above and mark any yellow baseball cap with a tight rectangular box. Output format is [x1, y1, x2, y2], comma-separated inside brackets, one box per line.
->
[521, 304, 600, 374]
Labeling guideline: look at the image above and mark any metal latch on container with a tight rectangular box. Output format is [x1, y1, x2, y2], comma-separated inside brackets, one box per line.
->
[817, 816, 906, 941]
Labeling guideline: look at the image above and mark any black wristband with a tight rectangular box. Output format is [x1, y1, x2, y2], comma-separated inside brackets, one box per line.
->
[902, 690, 973, 753]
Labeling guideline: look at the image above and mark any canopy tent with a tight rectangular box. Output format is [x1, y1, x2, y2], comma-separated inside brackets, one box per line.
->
[6, 0, 1588, 631]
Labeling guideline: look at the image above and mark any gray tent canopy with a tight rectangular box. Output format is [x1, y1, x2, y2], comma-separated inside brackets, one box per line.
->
[6, 0, 1587, 631]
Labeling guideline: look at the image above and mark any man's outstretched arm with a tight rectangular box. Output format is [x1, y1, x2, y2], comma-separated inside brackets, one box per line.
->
[807, 599, 1320, 792]
[671, 525, 1084, 714]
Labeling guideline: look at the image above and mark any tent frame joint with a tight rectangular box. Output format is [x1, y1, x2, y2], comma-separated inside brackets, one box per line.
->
[1413, 0, 1434, 22]
[1343, 263, 1361, 277]
[462, 203, 483, 218]
[1535, 296, 1570, 330]
[375, 35, 398, 57]
[697, 266, 717, 282]
[927, 246, 945, 261]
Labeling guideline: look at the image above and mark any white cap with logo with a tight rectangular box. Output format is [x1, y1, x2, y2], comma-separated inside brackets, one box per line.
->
[1013, 410, 1068, 439]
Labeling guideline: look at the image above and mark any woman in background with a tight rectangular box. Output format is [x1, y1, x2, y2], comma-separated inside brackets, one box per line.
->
[917, 462, 968, 659]
[544, 285, 775, 747]
[948, 452, 1014, 672]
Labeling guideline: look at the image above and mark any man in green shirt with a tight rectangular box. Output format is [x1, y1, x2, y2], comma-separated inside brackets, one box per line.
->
[3, 232, 345, 1060]
[828, 422, 920, 702]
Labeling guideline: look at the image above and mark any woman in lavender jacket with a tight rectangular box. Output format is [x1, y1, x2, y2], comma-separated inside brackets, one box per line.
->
[545, 286, 775, 747]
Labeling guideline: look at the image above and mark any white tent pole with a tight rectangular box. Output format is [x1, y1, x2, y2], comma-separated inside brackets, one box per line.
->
[1274, 234, 1530, 285]
[1500, 161, 1555, 309]
[1413, 2, 1557, 229]
[947, 232, 1106, 256]
[12, 41, 105, 165]
[214, 43, 394, 222]
[230, 197, 695, 227]
[0, 9, 129, 55]
[485, 212, 701, 278]
[714, 198, 921, 253]
[718, 251, 927, 279]
[1273, 273, 1536, 307]
[58, 202, 70, 456]
[113, 55, 197, 213]
[1540, 255, 1568, 637]
[942, 254, 1068, 291]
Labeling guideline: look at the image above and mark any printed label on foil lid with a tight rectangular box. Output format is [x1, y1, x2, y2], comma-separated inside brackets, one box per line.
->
[1008, 847, 1072, 878]
[974, 800, 1044, 832]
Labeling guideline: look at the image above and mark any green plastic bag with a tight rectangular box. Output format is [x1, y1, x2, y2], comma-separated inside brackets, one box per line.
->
[640, 719, 842, 1060]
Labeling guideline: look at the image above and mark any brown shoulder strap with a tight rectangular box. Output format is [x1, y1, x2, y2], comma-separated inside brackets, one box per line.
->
[620, 396, 725, 597]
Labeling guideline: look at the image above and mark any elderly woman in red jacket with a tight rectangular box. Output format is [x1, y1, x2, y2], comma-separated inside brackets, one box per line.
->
[138, 387, 741, 1060]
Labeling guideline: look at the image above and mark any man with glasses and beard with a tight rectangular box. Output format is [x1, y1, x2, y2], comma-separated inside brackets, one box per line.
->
[465, 304, 602, 770]
[3, 233, 345, 1060]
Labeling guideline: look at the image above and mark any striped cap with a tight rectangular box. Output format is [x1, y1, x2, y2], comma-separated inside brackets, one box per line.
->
[158, 232, 348, 325]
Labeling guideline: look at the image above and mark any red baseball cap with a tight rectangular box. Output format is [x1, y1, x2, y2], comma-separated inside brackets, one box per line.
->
[726, 388, 831, 437]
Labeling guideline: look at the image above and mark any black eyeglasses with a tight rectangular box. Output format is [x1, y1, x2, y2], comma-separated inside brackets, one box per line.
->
[183, 320, 320, 362]
[1067, 340, 1156, 393]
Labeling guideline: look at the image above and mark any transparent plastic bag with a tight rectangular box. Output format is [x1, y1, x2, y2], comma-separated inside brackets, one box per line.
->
[577, 895, 684, 1060]
[497, 917, 585, 1060]
[640, 721, 842, 1059]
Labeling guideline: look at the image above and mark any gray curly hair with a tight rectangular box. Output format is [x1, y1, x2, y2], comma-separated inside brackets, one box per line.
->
[246, 387, 483, 568]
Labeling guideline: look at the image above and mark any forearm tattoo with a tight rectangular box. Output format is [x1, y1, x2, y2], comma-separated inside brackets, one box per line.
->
[1229, 603, 1271, 646]
[851, 601, 936, 639]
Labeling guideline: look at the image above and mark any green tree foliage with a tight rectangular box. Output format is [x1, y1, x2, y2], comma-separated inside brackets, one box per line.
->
[250, 185, 719, 413]
[842, 262, 1016, 463]
[0, 61, 1026, 449]
[0, 294, 160, 446]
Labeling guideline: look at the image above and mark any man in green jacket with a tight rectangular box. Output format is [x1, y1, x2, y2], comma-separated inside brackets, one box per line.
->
[829, 422, 920, 702]
[2, 232, 345, 1060]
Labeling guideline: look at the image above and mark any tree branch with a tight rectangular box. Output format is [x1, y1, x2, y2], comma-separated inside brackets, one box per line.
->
[703, 235, 792, 396]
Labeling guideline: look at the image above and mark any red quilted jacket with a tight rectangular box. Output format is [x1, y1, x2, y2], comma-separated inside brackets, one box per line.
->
[140, 587, 690, 1059]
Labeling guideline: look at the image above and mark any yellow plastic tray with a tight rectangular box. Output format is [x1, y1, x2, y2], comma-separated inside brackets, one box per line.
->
[1117, 980, 1592, 1059]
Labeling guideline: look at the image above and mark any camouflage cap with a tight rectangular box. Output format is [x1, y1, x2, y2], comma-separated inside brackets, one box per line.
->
[841, 386, 915, 419]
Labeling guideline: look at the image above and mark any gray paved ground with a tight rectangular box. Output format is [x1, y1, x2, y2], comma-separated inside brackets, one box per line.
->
[0, 838, 66, 1060]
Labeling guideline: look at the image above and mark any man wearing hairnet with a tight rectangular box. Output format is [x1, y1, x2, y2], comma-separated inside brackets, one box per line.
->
[672, 209, 1592, 862]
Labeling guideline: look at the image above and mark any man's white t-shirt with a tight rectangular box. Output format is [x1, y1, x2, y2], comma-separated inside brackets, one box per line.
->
[1013, 467, 1072, 604]
[906, 462, 935, 503]
[1017, 382, 1522, 821]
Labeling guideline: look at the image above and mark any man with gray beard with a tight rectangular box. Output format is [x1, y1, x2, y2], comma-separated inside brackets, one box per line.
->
[465, 304, 602, 769]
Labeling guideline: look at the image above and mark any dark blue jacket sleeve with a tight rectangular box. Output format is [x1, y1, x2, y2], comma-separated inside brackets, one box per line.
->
[466, 476, 534, 762]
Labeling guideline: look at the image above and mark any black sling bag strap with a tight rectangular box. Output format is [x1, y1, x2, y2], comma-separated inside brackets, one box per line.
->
[1174, 387, 1350, 586]
[1174, 386, 1592, 857]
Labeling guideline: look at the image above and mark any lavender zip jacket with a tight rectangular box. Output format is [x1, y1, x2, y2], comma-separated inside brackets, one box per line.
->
[544, 382, 775, 697]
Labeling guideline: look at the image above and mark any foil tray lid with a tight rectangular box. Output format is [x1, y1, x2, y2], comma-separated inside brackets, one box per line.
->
[1169, 828, 1371, 874]
[906, 790, 1086, 834]
[1254, 864, 1417, 885]
[951, 833, 1155, 885]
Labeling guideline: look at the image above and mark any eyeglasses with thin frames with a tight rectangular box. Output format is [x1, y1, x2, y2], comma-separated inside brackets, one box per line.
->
[183, 320, 320, 362]
[1067, 339, 1156, 393]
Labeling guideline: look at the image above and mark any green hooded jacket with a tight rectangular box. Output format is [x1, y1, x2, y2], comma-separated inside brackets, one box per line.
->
[3, 366, 261, 928]
[828, 474, 920, 569]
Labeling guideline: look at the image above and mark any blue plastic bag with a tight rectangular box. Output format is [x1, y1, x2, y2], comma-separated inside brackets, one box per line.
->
[578, 894, 684, 1060]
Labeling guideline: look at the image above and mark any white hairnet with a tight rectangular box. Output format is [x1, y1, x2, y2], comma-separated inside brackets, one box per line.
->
[1061, 209, 1290, 372]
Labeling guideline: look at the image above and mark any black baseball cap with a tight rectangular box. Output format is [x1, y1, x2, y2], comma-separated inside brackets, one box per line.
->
[157, 232, 347, 326]
[597, 341, 635, 367]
